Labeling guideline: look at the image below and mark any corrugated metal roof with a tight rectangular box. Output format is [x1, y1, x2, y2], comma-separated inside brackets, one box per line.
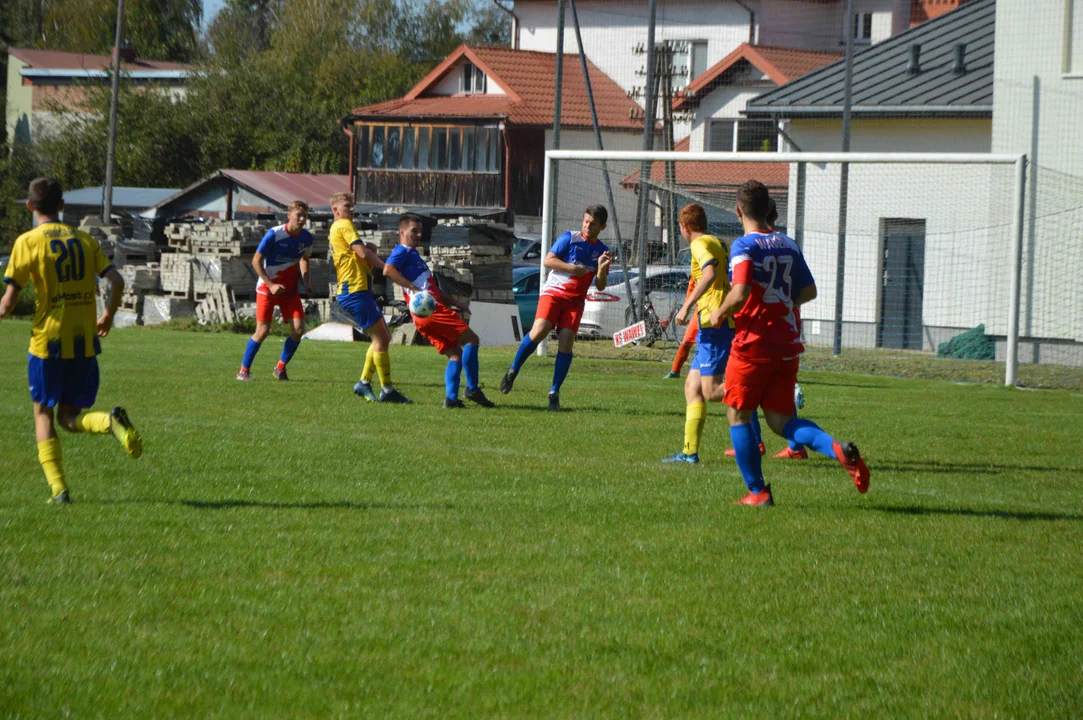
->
[7, 46, 195, 72]
[150, 171, 350, 214]
[745, 0, 994, 118]
[62, 186, 179, 209]
[350, 45, 643, 131]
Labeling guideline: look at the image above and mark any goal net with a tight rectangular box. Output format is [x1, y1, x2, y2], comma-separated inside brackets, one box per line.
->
[540, 150, 1083, 389]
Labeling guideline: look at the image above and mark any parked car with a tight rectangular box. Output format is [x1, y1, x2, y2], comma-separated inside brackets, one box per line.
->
[580, 266, 691, 339]
[512, 234, 543, 267]
[512, 265, 540, 331]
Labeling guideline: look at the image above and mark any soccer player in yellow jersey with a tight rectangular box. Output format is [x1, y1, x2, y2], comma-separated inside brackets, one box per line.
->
[0, 177, 142, 504]
[327, 192, 411, 403]
[661, 203, 736, 465]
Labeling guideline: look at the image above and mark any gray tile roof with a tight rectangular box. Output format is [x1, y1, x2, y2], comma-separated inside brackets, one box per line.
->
[745, 0, 994, 118]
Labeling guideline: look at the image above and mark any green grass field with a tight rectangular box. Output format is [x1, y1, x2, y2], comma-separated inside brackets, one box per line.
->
[2, 321, 1081, 717]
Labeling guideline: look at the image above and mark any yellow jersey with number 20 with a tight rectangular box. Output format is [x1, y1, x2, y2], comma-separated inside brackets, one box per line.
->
[3, 222, 112, 359]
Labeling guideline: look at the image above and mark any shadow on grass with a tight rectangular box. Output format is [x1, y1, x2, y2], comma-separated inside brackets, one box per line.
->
[865, 504, 1083, 522]
[94, 499, 453, 511]
[874, 460, 1074, 475]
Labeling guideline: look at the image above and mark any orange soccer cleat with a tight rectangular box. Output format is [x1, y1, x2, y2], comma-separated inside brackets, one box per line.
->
[735, 485, 774, 507]
[725, 442, 766, 458]
[773, 446, 809, 460]
[833, 441, 870, 494]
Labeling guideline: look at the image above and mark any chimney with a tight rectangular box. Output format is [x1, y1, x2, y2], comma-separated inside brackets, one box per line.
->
[112, 42, 137, 63]
[907, 43, 921, 75]
[952, 42, 966, 75]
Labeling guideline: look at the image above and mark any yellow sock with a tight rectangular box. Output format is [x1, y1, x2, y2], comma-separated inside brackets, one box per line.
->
[37, 438, 67, 498]
[361, 345, 376, 383]
[373, 351, 392, 388]
[74, 411, 111, 434]
[683, 402, 706, 455]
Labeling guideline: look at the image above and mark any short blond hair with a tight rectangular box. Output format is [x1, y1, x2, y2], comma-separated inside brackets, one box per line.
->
[287, 200, 309, 214]
[329, 192, 352, 208]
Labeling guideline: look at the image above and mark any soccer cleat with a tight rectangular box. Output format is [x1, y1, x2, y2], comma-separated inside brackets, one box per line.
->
[272, 365, 289, 381]
[661, 452, 700, 464]
[464, 388, 495, 407]
[236, 368, 252, 381]
[735, 484, 774, 507]
[663, 370, 681, 379]
[443, 398, 466, 409]
[833, 441, 870, 494]
[47, 491, 71, 505]
[499, 369, 518, 394]
[547, 391, 560, 412]
[773, 446, 809, 460]
[378, 388, 413, 404]
[109, 407, 142, 460]
[725, 442, 766, 458]
[353, 380, 377, 402]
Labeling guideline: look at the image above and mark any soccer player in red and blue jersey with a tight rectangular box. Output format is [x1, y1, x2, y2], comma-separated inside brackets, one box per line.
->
[710, 181, 869, 506]
[383, 213, 495, 408]
[500, 204, 611, 411]
[237, 201, 313, 381]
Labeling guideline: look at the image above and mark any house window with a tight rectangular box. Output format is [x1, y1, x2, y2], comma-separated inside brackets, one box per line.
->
[1066, 0, 1083, 75]
[669, 39, 709, 89]
[708, 119, 778, 152]
[460, 62, 487, 93]
[356, 123, 502, 173]
[852, 12, 873, 43]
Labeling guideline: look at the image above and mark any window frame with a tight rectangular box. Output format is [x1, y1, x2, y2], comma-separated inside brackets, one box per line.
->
[354, 122, 503, 173]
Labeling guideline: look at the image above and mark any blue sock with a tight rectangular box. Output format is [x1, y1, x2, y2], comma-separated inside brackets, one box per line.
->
[463, 344, 479, 392]
[445, 359, 462, 400]
[279, 336, 300, 365]
[242, 338, 261, 369]
[751, 411, 763, 446]
[511, 336, 538, 373]
[551, 351, 573, 393]
[788, 412, 805, 452]
[783, 417, 836, 459]
[729, 423, 766, 493]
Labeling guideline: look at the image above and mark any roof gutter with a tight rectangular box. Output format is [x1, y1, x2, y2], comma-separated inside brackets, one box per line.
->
[492, 0, 520, 50]
[733, 0, 757, 44]
[744, 105, 993, 118]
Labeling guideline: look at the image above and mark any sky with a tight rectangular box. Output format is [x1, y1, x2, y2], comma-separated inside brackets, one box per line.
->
[202, 0, 226, 27]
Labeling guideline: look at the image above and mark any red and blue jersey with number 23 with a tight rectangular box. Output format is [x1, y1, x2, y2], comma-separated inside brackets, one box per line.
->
[728, 231, 814, 360]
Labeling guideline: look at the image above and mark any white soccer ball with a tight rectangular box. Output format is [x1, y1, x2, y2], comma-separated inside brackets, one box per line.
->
[408, 290, 437, 319]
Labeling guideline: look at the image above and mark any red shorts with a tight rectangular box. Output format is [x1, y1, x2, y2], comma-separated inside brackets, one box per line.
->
[536, 294, 584, 332]
[723, 353, 800, 415]
[682, 312, 700, 344]
[256, 291, 305, 323]
[414, 305, 470, 355]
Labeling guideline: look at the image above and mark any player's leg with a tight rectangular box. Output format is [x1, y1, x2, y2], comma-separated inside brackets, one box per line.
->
[457, 327, 493, 407]
[442, 346, 465, 408]
[33, 402, 68, 502]
[723, 354, 773, 506]
[503, 298, 557, 394]
[239, 295, 274, 380]
[547, 326, 576, 411]
[666, 315, 699, 379]
[273, 299, 305, 380]
[761, 360, 868, 492]
[59, 355, 141, 459]
[662, 367, 705, 464]
[365, 318, 408, 403]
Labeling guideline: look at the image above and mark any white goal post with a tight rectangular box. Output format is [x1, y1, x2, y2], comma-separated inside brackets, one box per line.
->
[538, 150, 1028, 387]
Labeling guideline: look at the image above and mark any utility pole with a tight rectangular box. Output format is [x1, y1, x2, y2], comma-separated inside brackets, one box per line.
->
[102, 0, 125, 223]
[833, 0, 855, 355]
[634, 0, 657, 316]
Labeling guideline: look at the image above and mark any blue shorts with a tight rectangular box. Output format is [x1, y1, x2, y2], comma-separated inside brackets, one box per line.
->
[28, 354, 100, 408]
[691, 327, 734, 377]
[337, 290, 384, 330]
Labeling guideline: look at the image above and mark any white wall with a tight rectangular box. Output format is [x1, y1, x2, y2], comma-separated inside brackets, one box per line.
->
[5, 57, 33, 147]
[428, 58, 506, 96]
[688, 73, 770, 152]
[759, 0, 904, 49]
[516, 0, 752, 96]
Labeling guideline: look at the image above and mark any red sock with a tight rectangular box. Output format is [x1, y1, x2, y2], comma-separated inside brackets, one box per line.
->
[672, 342, 694, 373]
[275, 360, 286, 370]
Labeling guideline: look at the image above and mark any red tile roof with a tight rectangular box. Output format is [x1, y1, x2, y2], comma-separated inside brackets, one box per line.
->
[7, 46, 194, 72]
[622, 136, 789, 193]
[910, 0, 971, 26]
[675, 43, 842, 110]
[351, 45, 643, 131]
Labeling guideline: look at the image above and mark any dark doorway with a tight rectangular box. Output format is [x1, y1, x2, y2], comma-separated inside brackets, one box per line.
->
[877, 219, 926, 350]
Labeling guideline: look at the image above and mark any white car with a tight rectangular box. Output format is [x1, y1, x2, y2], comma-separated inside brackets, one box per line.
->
[579, 266, 691, 339]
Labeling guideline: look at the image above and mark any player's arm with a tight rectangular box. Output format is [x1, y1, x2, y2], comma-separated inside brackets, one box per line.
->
[300, 250, 311, 297]
[676, 262, 715, 325]
[710, 282, 751, 328]
[1, 238, 31, 320]
[352, 241, 384, 270]
[97, 266, 125, 337]
[543, 251, 589, 277]
[594, 251, 612, 291]
[794, 282, 817, 307]
[252, 251, 283, 296]
[0, 282, 19, 320]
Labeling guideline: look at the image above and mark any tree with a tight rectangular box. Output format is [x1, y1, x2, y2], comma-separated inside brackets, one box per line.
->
[37, 0, 202, 62]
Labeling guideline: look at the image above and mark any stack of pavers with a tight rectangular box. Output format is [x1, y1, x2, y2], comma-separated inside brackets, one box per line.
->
[82, 217, 162, 328]
[424, 219, 516, 307]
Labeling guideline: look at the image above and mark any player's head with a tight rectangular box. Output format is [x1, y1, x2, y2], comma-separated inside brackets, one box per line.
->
[735, 180, 772, 227]
[329, 192, 353, 220]
[398, 212, 423, 247]
[286, 200, 309, 229]
[765, 198, 778, 230]
[678, 203, 708, 241]
[26, 177, 64, 216]
[582, 204, 607, 240]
